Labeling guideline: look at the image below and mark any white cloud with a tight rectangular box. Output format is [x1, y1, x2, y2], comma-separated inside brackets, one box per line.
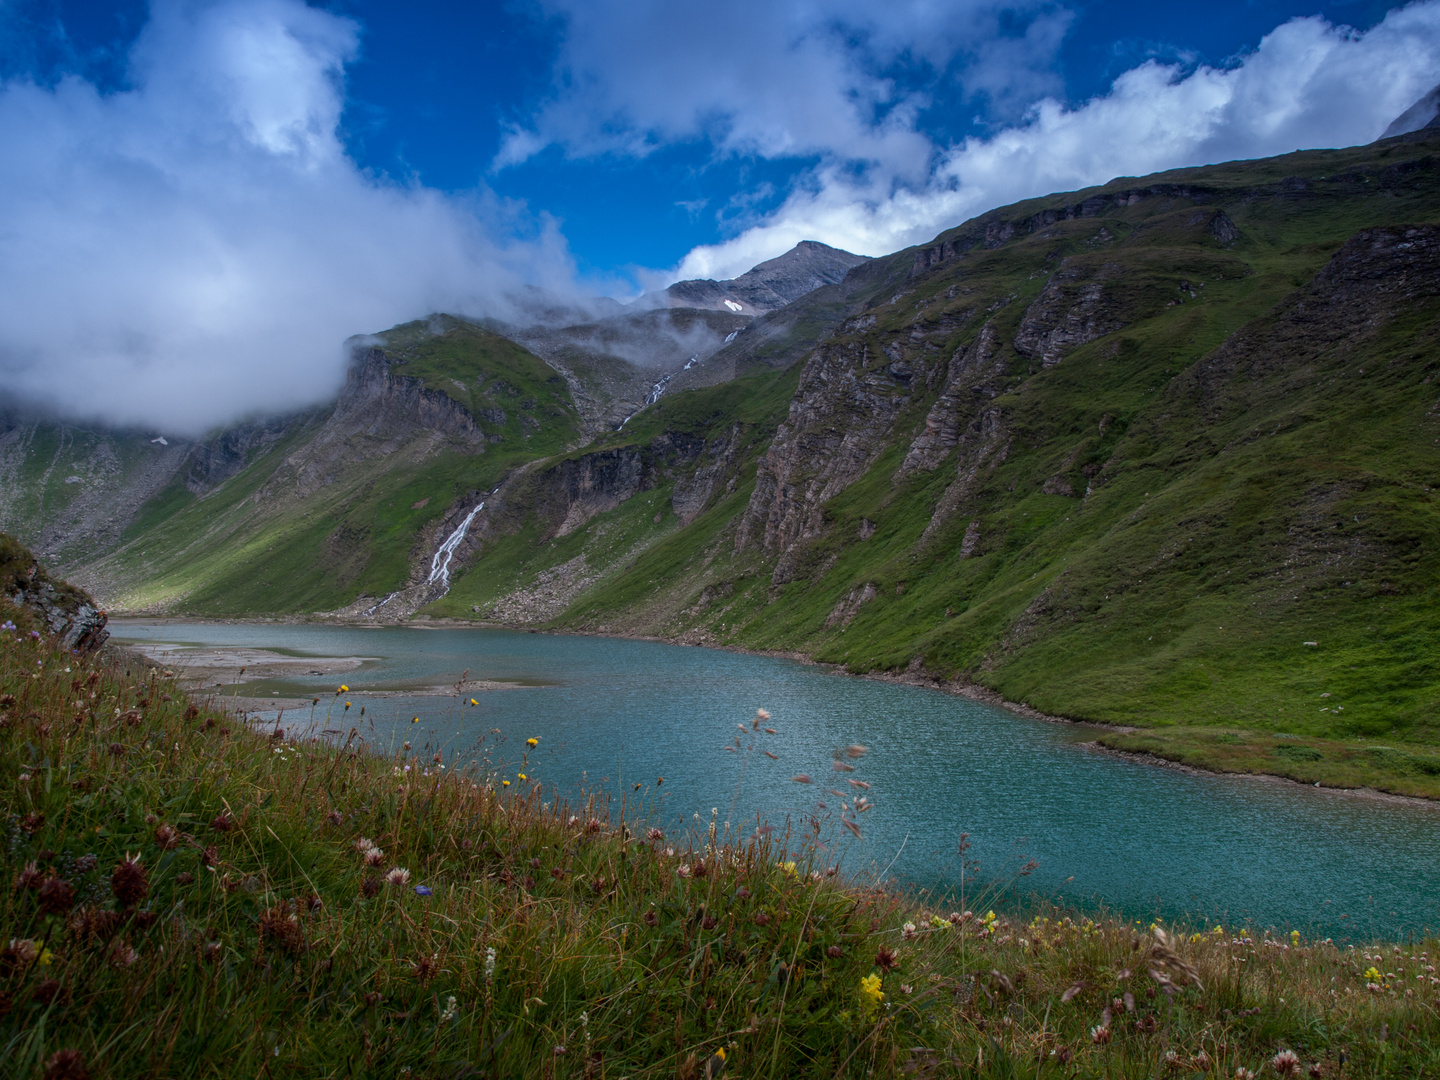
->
[496, 0, 1061, 179]
[0, 0, 587, 435]
[669, 3, 1440, 281]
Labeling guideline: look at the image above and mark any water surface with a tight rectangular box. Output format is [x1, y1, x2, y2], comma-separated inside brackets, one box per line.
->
[113, 620, 1440, 939]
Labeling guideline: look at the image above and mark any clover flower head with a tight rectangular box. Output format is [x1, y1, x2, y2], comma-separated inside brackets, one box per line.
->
[385, 867, 411, 887]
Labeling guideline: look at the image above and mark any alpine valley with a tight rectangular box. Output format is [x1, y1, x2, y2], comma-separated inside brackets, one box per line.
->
[9, 131, 1440, 797]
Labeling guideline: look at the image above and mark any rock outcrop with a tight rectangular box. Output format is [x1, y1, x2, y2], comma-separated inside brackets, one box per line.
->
[1, 532, 108, 650]
[663, 241, 871, 315]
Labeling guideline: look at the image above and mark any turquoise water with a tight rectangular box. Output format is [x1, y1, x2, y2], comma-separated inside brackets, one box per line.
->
[112, 620, 1440, 940]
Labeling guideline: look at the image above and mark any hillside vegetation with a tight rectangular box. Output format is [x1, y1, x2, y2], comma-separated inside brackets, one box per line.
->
[5, 136, 1440, 795]
[2, 597, 1437, 1078]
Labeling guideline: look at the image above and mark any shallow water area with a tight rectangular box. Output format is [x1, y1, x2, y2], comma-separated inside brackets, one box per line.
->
[112, 620, 1440, 939]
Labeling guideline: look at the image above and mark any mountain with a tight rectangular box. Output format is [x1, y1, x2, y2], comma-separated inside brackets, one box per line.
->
[658, 240, 871, 314]
[7, 134, 1440, 796]
[1382, 83, 1440, 139]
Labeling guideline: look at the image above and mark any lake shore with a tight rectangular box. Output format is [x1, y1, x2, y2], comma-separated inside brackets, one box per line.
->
[106, 613, 1440, 808]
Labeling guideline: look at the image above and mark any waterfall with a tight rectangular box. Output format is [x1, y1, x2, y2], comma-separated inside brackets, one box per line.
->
[426, 502, 484, 592]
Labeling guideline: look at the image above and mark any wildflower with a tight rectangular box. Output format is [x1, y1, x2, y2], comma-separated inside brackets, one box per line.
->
[503, 780, 510, 787]
[705, 1047, 727, 1078]
[364, 847, 385, 867]
[385, 868, 411, 887]
[677, 864, 691, 878]
[337, 685, 348, 693]
[1236, 1070, 1256, 1080]
[1364, 966, 1382, 980]
[756, 709, 771, 721]
[108, 939, 139, 968]
[1090, 1024, 1112, 1045]
[38, 876, 75, 915]
[414, 885, 433, 897]
[779, 861, 797, 876]
[154, 824, 179, 849]
[1271, 1051, 1300, 1076]
[858, 973, 884, 1018]
[411, 716, 419, 724]
[875, 946, 899, 972]
[901, 921, 917, 940]
[827, 945, 844, 958]
[527, 737, 538, 747]
[110, 854, 148, 907]
[15, 861, 42, 889]
[484, 946, 496, 983]
[470, 698, 478, 706]
[440, 995, 459, 1022]
[43, 1049, 90, 1080]
[643, 911, 659, 927]
[1290, 930, 1300, 946]
[647, 828, 665, 842]
[413, 955, 438, 983]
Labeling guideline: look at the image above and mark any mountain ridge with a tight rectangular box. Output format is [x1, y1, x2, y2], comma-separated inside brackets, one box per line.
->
[6, 133, 1440, 796]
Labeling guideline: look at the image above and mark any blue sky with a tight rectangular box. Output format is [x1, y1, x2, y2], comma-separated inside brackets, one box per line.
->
[0, 0, 1436, 430]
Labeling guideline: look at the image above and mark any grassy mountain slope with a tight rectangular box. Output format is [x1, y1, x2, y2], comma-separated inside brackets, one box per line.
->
[431, 136, 1440, 795]
[11, 136, 1440, 796]
[76, 321, 581, 615]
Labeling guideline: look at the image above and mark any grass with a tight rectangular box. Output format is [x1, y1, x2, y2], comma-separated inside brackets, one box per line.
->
[5, 609, 1440, 1077]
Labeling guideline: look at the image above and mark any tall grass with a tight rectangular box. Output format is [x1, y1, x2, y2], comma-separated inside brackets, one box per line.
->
[2, 614, 1437, 1077]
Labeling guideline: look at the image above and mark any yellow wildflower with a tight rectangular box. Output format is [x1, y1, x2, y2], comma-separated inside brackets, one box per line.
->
[526, 737, 539, 748]
[1365, 966, 1382, 980]
[502, 780, 511, 787]
[518, 773, 527, 781]
[779, 861, 796, 876]
[337, 685, 348, 693]
[470, 698, 478, 706]
[858, 973, 884, 1019]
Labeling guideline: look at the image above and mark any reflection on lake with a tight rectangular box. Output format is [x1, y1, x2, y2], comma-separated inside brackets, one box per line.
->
[113, 620, 1440, 939]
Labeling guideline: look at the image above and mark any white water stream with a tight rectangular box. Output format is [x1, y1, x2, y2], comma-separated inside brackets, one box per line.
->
[426, 502, 484, 592]
[618, 355, 703, 429]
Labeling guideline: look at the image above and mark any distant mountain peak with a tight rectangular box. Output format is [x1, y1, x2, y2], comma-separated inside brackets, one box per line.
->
[659, 240, 870, 315]
[1382, 83, 1440, 139]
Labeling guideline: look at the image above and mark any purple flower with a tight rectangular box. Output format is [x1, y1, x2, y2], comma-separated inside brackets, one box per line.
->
[414, 885, 432, 897]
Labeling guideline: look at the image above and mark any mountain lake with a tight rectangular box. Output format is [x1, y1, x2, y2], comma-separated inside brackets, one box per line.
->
[111, 619, 1440, 941]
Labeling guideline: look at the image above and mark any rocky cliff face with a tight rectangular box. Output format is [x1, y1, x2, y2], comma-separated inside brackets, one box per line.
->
[266, 347, 488, 500]
[664, 241, 871, 315]
[1, 532, 108, 650]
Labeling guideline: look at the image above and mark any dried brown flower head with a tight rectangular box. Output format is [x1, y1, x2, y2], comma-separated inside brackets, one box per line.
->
[875, 946, 900, 972]
[110, 855, 148, 907]
[43, 1049, 90, 1080]
[413, 955, 438, 983]
[32, 979, 64, 1005]
[37, 876, 75, 914]
[154, 824, 179, 850]
[20, 812, 44, 834]
[14, 861, 42, 890]
[827, 945, 843, 958]
[360, 876, 381, 898]
[67, 906, 121, 943]
[258, 904, 306, 955]
[642, 911, 659, 927]
[108, 939, 139, 968]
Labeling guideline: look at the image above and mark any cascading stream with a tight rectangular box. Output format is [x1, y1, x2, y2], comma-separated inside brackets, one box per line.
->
[426, 502, 484, 593]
